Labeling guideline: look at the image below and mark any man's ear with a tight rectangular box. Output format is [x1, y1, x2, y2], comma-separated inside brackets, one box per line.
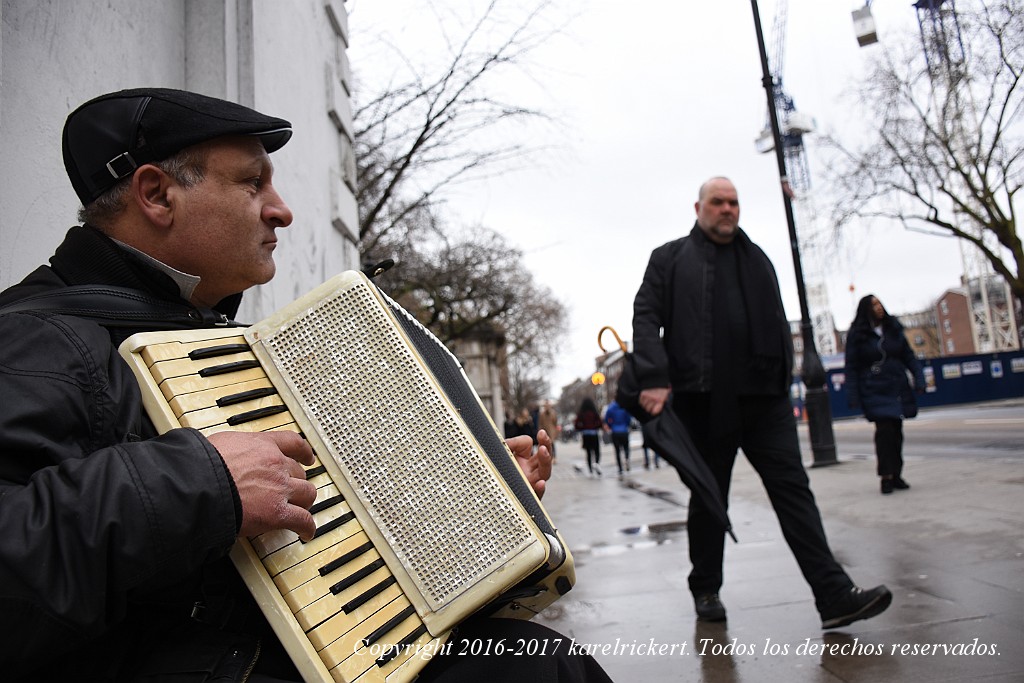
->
[132, 165, 175, 228]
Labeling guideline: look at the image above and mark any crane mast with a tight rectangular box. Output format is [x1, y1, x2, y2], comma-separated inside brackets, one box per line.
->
[755, 0, 837, 357]
[914, 0, 1019, 352]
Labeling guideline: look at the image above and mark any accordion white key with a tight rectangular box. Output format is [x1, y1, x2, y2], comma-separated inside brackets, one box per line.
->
[118, 270, 574, 683]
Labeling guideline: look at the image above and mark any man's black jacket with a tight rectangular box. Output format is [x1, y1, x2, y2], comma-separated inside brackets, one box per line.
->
[631, 223, 794, 396]
[0, 226, 285, 681]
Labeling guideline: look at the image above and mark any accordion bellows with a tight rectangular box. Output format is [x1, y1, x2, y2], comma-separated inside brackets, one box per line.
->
[119, 271, 574, 683]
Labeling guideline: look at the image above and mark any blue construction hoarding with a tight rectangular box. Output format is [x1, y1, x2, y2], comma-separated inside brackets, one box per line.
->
[792, 350, 1024, 420]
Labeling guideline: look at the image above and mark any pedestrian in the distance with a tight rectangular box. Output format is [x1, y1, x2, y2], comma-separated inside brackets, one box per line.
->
[604, 399, 633, 476]
[574, 398, 604, 477]
[538, 400, 560, 463]
[844, 294, 926, 494]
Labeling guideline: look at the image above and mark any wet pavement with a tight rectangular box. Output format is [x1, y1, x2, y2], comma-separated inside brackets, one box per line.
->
[533, 400, 1024, 682]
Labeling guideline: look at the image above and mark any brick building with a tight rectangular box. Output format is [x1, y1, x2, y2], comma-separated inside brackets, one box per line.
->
[935, 288, 976, 356]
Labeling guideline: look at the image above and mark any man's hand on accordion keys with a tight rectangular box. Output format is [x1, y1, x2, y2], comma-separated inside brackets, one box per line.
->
[507, 428, 554, 499]
[207, 430, 319, 541]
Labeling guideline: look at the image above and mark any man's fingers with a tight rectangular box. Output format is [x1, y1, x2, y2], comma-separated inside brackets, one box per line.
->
[281, 505, 317, 542]
[268, 430, 315, 466]
[536, 429, 553, 453]
[640, 388, 670, 417]
[283, 455, 308, 481]
[208, 430, 320, 540]
[505, 435, 532, 456]
[291, 476, 318, 509]
[534, 443, 552, 481]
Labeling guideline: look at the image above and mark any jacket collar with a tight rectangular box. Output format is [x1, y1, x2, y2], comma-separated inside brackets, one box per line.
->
[49, 225, 242, 320]
[688, 221, 752, 250]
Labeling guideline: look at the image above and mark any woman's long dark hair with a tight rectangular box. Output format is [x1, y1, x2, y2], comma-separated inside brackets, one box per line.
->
[849, 294, 901, 335]
[578, 397, 598, 415]
[850, 294, 879, 331]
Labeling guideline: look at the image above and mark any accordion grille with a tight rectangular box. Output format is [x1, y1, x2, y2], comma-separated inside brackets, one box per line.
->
[258, 281, 535, 609]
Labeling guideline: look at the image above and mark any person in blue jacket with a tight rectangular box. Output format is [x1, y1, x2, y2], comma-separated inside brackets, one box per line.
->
[604, 400, 634, 476]
[844, 294, 926, 494]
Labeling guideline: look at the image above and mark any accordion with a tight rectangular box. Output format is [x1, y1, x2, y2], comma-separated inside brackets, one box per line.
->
[118, 271, 574, 683]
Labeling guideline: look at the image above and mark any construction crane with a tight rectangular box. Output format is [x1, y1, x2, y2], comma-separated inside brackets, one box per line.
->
[755, 0, 837, 357]
[857, 0, 1019, 351]
[913, 0, 1019, 351]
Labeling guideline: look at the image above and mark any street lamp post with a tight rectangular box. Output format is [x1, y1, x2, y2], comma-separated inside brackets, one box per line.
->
[748, 0, 838, 466]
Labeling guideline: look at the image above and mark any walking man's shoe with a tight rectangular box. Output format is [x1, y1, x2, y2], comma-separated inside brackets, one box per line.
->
[694, 593, 727, 622]
[820, 585, 892, 629]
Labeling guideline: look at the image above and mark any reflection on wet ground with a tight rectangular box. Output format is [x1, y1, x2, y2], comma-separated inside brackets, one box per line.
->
[621, 520, 688, 537]
[577, 519, 688, 557]
[536, 425, 1024, 683]
[621, 478, 687, 507]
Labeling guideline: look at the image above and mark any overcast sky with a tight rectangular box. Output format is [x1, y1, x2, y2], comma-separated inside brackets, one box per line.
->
[346, 0, 971, 393]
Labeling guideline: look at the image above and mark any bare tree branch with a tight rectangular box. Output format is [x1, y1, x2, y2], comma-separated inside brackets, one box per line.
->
[820, 0, 1024, 300]
[352, 0, 563, 251]
[350, 0, 571, 398]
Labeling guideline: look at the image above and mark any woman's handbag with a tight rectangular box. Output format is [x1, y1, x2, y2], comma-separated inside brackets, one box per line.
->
[900, 381, 919, 418]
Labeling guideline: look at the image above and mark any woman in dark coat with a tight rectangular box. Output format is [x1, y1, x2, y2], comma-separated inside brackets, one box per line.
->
[844, 295, 926, 494]
[574, 397, 604, 476]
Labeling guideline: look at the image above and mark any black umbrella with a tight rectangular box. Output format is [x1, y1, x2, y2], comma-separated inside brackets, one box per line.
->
[599, 327, 737, 543]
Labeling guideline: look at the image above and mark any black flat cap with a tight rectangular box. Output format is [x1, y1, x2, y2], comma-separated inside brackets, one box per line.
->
[62, 87, 292, 204]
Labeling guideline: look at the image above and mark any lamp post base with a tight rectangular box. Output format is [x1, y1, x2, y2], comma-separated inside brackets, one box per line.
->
[805, 385, 839, 467]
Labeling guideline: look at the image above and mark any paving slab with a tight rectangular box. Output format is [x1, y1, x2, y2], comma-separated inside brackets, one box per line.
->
[533, 401, 1024, 682]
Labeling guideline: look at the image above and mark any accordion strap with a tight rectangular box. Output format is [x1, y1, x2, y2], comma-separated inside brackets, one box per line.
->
[0, 285, 243, 330]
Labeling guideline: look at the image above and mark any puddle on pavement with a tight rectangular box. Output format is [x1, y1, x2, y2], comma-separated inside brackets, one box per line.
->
[576, 520, 688, 557]
[621, 479, 687, 507]
[621, 520, 687, 539]
[572, 479, 691, 557]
